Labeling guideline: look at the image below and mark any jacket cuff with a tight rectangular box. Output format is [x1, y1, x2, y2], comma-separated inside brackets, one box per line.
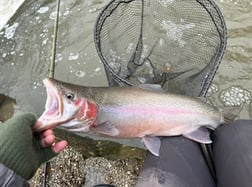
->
[0, 163, 29, 187]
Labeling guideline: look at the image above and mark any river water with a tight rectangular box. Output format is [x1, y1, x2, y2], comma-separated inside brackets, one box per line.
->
[0, 0, 251, 145]
[210, 0, 252, 119]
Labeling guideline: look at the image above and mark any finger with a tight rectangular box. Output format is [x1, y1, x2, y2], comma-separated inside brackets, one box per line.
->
[41, 129, 54, 138]
[52, 140, 68, 153]
[40, 134, 55, 147]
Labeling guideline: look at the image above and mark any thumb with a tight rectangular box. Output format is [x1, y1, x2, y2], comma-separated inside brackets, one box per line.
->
[11, 113, 37, 128]
[0, 113, 37, 137]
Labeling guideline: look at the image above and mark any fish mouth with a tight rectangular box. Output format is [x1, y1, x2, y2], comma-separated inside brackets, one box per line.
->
[33, 78, 66, 131]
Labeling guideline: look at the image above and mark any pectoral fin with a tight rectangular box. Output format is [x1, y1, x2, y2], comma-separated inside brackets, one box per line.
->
[90, 121, 119, 136]
[142, 136, 161, 156]
[183, 127, 212, 144]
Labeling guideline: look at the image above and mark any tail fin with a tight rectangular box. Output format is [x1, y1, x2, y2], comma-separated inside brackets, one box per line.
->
[222, 106, 242, 124]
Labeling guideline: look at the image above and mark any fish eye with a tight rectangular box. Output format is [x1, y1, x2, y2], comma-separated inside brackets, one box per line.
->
[66, 93, 75, 101]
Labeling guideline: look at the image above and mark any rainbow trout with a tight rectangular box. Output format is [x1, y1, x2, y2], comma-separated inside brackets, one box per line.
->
[34, 78, 230, 156]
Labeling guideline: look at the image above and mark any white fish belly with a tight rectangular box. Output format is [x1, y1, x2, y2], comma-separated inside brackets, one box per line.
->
[98, 105, 220, 138]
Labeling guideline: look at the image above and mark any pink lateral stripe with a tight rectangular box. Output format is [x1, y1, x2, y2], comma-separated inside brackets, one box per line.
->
[101, 105, 203, 116]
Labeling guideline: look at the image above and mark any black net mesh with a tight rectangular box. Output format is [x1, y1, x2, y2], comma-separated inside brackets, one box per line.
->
[94, 0, 226, 97]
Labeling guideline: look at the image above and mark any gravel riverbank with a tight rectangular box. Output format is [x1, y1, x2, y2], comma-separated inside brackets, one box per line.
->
[29, 146, 145, 187]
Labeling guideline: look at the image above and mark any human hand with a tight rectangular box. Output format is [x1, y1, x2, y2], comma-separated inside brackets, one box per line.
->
[39, 127, 67, 153]
[0, 113, 67, 180]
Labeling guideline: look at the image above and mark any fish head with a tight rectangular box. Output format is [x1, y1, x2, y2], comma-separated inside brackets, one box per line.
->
[33, 78, 97, 132]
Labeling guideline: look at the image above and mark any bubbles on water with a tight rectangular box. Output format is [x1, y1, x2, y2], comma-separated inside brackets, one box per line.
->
[95, 67, 101, 72]
[68, 52, 79, 60]
[75, 70, 86, 78]
[108, 62, 121, 74]
[160, 20, 195, 48]
[49, 11, 61, 20]
[157, 0, 175, 7]
[32, 81, 42, 90]
[2, 50, 17, 59]
[37, 7, 49, 14]
[63, 10, 70, 16]
[109, 49, 117, 59]
[207, 83, 219, 96]
[159, 38, 165, 46]
[219, 86, 251, 107]
[88, 8, 97, 13]
[127, 43, 134, 53]
[55, 53, 63, 62]
[141, 44, 150, 59]
[2, 53, 7, 58]
[109, 49, 122, 63]
[4, 22, 19, 39]
[69, 65, 74, 73]
[42, 38, 49, 46]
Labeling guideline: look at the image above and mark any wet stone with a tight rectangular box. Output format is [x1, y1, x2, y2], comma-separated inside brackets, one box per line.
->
[0, 94, 16, 121]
